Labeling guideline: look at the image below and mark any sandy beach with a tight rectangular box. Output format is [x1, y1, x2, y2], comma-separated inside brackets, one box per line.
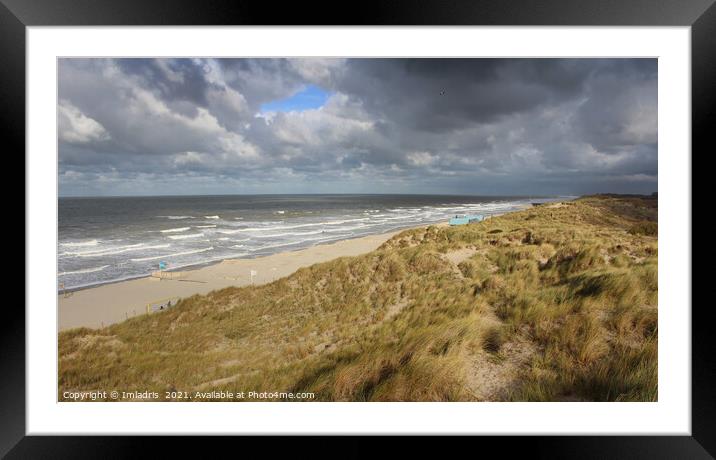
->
[58, 228, 414, 331]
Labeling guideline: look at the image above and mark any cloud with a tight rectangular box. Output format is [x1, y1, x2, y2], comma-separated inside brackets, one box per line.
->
[58, 58, 657, 196]
[58, 100, 110, 143]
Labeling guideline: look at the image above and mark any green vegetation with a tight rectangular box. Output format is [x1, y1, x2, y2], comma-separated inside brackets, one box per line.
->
[629, 221, 658, 236]
[59, 195, 658, 401]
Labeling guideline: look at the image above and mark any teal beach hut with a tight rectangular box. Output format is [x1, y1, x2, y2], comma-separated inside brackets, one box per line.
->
[449, 214, 485, 226]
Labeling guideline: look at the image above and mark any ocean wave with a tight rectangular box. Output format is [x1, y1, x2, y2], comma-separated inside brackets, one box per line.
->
[216, 228, 255, 235]
[217, 228, 245, 235]
[160, 215, 194, 220]
[130, 246, 214, 262]
[251, 241, 298, 251]
[220, 218, 371, 234]
[58, 265, 109, 276]
[160, 227, 191, 233]
[378, 215, 415, 221]
[195, 225, 217, 228]
[63, 243, 171, 258]
[256, 222, 320, 230]
[323, 224, 368, 232]
[167, 233, 204, 240]
[218, 226, 275, 233]
[251, 232, 351, 251]
[324, 218, 369, 225]
[304, 235, 347, 244]
[61, 239, 99, 247]
[253, 229, 325, 238]
[204, 215, 220, 219]
[429, 206, 459, 211]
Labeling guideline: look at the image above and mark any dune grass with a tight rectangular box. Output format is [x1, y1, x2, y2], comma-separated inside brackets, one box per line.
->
[58, 194, 658, 401]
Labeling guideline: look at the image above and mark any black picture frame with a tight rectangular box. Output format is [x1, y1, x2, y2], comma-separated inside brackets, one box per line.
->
[4, 0, 711, 457]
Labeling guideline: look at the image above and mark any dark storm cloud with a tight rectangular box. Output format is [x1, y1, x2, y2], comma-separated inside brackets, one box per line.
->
[335, 59, 593, 133]
[58, 58, 657, 196]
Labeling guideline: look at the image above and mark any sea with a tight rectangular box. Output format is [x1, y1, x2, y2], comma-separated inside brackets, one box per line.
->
[58, 194, 567, 290]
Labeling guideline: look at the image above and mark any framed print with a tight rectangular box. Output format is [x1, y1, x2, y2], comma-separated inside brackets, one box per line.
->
[5, 0, 712, 456]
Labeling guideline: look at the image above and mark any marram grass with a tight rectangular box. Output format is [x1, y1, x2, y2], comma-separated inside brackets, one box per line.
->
[59, 195, 658, 402]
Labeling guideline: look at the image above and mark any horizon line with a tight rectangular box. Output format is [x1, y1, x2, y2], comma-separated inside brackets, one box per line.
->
[58, 192, 580, 199]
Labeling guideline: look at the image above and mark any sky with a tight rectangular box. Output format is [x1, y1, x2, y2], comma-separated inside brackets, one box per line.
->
[58, 58, 657, 197]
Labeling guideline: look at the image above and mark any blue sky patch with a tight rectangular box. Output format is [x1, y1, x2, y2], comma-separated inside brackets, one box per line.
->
[260, 85, 331, 113]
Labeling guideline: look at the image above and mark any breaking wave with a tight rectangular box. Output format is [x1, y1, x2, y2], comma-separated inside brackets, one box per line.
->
[167, 233, 204, 240]
[58, 265, 109, 276]
[160, 227, 191, 233]
[61, 240, 99, 247]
